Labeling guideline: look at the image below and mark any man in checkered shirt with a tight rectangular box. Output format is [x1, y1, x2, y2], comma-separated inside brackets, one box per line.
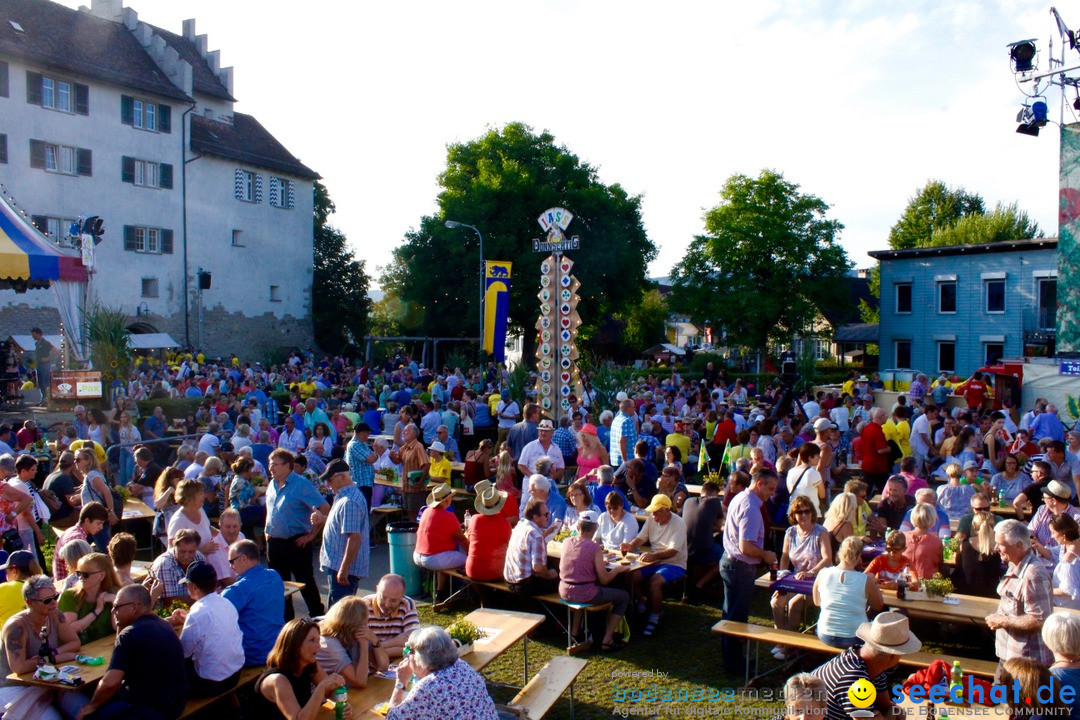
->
[146, 528, 205, 604]
[986, 518, 1053, 677]
[551, 416, 577, 465]
[609, 399, 638, 467]
[503, 498, 558, 597]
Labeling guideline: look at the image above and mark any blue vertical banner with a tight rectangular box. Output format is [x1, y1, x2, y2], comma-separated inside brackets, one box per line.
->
[484, 261, 512, 362]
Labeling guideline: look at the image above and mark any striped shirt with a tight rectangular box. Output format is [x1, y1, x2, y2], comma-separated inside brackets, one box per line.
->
[996, 550, 1054, 665]
[1029, 504, 1080, 547]
[346, 438, 375, 488]
[504, 519, 547, 584]
[361, 594, 419, 643]
[609, 412, 637, 467]
[318, 484, 369, 578]
[811, 646, 891, 720]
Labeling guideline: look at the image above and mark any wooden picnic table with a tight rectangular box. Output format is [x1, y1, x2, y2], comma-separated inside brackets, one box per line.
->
[120, 497, 155, 521]
[374, 477, 473, 496]
[314, 607, 545, 719]
[8, 632, 116, 689]
[546, 540, 656, 571]
[685, 483, 702, 496]
[130, 560, 304, 599]
[869, 494, 1022, 518]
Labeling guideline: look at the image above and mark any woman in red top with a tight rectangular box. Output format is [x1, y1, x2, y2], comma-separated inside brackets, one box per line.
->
[413, 484, 467, 592]
[859, 408, 891, 494]
[902, 502, 943, 583]
[864, 530, 909, 589]
[465, 481, 512, 581]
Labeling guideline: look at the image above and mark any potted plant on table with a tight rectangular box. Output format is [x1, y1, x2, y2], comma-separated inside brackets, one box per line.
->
[446, 620, 487, 656]
[921, 573, 954, 601]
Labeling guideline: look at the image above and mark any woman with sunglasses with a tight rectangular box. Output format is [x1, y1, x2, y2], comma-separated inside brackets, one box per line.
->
[253, 618, 350, 720]
[0, 575, 81, 720]
[58, 552, 121, 643]
[771, 496, 832, 660]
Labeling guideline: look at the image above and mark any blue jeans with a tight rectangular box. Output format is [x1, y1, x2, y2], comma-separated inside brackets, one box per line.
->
[327, 572, 360, 607]
[719, 556, 757, 673]
[818, 632, 859, 649]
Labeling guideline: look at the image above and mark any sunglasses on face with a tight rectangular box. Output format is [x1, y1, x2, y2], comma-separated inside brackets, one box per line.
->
[794, 510, 812, 516]
[34, 594, 59, 605]
[75, 570, 99, 580]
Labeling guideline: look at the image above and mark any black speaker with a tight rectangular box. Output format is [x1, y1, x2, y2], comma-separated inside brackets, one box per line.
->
[198, 271, 212, 290]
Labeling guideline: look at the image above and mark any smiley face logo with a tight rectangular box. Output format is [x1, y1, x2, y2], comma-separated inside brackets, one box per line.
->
[847, 678, 876, 709]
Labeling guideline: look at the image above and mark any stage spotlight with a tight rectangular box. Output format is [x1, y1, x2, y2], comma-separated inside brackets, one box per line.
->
[1008, 39, 1038, 72]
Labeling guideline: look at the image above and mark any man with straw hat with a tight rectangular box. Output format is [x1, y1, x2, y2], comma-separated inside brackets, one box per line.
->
[811, 611, 922, 720]
[413, 484, 466, 595]
[465, 481, 512, 582]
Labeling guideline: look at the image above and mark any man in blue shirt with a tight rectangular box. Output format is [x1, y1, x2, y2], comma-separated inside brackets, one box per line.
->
[222, 539, 285, 666]
[319, 460, 370, 607]
[346, 423, 377, 509]
[265, 448, 331, 619]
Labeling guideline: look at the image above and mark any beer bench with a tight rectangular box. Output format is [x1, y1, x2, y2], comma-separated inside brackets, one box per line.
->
[507, 655, 588, 720]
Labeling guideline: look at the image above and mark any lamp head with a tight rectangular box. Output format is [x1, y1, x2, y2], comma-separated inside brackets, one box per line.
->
[1008, 39, 1037, 72]
[445, 220, 462, 229]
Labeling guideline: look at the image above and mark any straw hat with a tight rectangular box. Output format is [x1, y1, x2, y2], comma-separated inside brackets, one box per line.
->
[473, 480, 507, 516]
[855, 611, 922, 655]
[426, 483, 453, 508]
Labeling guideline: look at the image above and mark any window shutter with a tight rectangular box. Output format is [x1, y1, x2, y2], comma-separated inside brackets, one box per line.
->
[158, 104, 171, 134]
[269, 177, 279, 206]
[29, 139, 44, 169]
[234, 169, 244, 200]
[0, 61, 8, 98]
[123, 226, 136, 251]
[287, 180, 295, 209]
[121, 156, 135, 183]
[74, 83, 89, 115]
[254, 174, 263, 203]
[76, 148, 92, 176]
[120, 95, 133, 125]
[161, 229, 174, 254]
[25, 71, 41, 105]
[31, 216, 48, 234]
[0, 134, 6, 165]
[159, 163, 173, 189]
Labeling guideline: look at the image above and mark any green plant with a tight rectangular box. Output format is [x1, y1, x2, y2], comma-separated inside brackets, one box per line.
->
[922, 573, 954, 599]
[155, 598, 189, 619]
[446, 619, 487, 646]
[505, 363, 530, 406]
[85, 303, 132, 386]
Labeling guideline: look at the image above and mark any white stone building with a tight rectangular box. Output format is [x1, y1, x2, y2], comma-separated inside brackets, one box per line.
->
[0, 0, 318, 356]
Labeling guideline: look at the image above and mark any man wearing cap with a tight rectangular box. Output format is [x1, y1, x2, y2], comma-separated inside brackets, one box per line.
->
[810, 612, 921, 720]
[518, 420, 565, 481]
[610, 400, 638, 468]
[620, 493, 688, 637]
[720, 468, 779, 672]
[465, 481, 512, 582]
[319, 460, 370, 607]
[346, 422, 377, 511]
[167, 561, 244, 696]
[1027, 479, 1080, 550]
[987, 518, 1054, 673]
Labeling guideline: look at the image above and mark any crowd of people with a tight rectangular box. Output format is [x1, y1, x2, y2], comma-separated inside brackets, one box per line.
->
[1, 346, 1079, 718]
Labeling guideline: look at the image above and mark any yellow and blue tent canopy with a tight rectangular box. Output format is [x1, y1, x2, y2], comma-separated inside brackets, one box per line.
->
[0, 191, 87, 286]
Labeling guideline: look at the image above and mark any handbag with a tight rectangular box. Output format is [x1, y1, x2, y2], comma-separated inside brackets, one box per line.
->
[773, 468, 810, 525]
[2, 528, 23, 552]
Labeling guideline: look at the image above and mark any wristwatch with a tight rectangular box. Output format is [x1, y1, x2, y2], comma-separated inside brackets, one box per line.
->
[394, 681, 406, 691]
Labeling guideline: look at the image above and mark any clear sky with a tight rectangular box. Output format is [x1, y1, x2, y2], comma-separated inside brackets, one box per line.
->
[58, 0, 1067, 283]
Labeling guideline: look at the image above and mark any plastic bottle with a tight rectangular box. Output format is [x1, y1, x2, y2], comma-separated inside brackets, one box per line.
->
[770, 561, 778, 582]
[997, 489, 1005, 508]
[333, 686, 348, 720]
[463, 510, 471, 530]
[896, 572, 907, 600]
[950, 660, 963, 694]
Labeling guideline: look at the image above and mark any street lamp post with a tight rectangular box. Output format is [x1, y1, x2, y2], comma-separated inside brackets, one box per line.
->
[445, 220, 484, 352]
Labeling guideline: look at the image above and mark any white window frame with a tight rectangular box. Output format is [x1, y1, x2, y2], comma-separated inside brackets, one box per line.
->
[984, 279, 1006, 314]
[134, 159, 159, 188]
[40, 75, 72, 113]
[812, 337, 831, 361]
[271, 177, 292, 208]
[895, 282, 912, 314]
[937, 280, 957, 314]
[41, 76, 54, 108]
[56, 80, 70, 113]
[895, 340, 912, 370]
[132, 98, 157, 132]
[938, 341, 956, 373]
[241, 170, 255, 202]
[132, 227, 160, 254]
[43, 143, 77, 175]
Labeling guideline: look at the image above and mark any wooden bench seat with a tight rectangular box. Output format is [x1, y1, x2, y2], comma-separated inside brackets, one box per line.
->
[712, 620, 997, 685]
[509, 655, 588, 719]
[535, 593, 614, 654]
[177, 665, 264, 719]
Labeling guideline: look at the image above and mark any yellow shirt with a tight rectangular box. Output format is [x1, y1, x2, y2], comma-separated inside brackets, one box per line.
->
[842, 380, 855, 398]
[0, 581, 25, 627]
[298, 381, 316, 398]
[69, 439, 107, 466]
[488, 394, 501, 415]
[665, 433, 692, 464]
[883, 419, 911, 457]
[429, 456, 451, 482]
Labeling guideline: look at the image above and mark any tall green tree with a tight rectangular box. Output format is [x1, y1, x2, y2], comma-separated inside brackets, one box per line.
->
[380, 123, 656, 357]
[669, 170, 851, 351]
[926, 202, 1041, 246]
[888, 180, 984, 249]
[313, 181, 371, 354]
[617, 288, 668, 353]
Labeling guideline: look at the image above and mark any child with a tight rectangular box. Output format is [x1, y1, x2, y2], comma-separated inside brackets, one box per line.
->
[936, 463, 975, 521]
[864, 531, 909, 589]
[428, 441, 451, 483]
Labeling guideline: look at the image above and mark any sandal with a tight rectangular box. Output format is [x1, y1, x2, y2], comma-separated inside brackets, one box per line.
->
[601, 639, 626, 652]
[642, 620, 658, 637]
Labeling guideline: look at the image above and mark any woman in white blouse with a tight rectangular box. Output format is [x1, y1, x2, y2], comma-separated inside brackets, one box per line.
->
[596, 490, 639, 550]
